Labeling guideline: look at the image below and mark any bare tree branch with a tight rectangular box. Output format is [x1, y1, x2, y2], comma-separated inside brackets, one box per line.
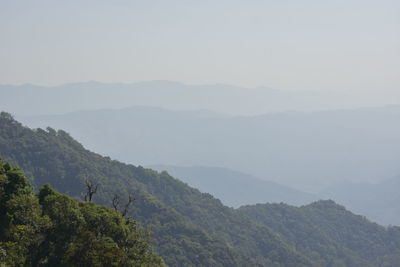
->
[84, 179, 98, 202]
[122, 193, 135, 217]
[112, 194, 120, 211]
[112, 193, 135, 217]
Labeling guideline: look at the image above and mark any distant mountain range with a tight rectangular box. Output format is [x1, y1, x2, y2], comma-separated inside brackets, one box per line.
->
[148, 165, 317, 207]
[1, 80, 362, 116]
[148, 165, 400, 226]
[18, 105, 400, 193]
[3, 113, 400, 266]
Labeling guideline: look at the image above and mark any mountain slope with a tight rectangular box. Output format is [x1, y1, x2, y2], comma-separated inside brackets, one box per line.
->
[4, 112, 400, 266]
[0, 112, 310, 266]
[0, 159, 165, 266]
[321, 176, 400, 225]
[149, 165, 316, 207]
[239, 201, 400, 267]
[18, 105, 400, 195]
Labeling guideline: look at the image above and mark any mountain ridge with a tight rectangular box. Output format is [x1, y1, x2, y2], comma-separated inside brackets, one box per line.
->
[0, 80, 356, 116]
[17, 105, 400, 194]
[0, 112, 308, 266]
[148, 164, 317, 207]
[3, 112, 400, 266]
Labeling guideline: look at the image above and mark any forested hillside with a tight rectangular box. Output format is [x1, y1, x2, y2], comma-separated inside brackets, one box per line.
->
[0, 159, 164, 266]
[321, 178, 400, 225]
[239, 201, 400, 266]
[2, 112, 400, 266]
[0, 112, 307, 266]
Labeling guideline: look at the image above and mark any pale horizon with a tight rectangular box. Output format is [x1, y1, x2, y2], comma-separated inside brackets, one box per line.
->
[1, 0, 399, 94]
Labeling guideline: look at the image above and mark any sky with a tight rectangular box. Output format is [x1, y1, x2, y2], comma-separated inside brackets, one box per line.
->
[0, 0, 399, 94]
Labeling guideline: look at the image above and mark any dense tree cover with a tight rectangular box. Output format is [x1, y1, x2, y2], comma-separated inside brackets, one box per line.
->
[0, 159, 164, 267]
[0, 113, 260, 266]
[239, 201, 400, 267]
[4, 112, 400, 266]
[141, 171, 311, 266]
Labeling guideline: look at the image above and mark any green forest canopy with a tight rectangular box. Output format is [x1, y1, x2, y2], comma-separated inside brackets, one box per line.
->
[2, 112, 400, 266]
[0, 158, 164, 267]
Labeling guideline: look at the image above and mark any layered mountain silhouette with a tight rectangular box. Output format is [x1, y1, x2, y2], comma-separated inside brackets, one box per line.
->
[148, 165, 317, 207]
[1, 81, 357, 116]
[18, 105, 400, 194]
[2, 112, 400, 266]
[321, 176, 400, 225]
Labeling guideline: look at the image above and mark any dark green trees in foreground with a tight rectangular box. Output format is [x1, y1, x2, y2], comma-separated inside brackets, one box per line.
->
[0, 159, 165, 267]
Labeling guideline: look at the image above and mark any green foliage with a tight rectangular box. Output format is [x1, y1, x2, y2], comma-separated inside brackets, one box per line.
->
[0, 112, 278, 266]
[140, 170, 312, 266]
[239, 201, 400, 267]
[0, 158, 164, 267]
[4, 112, 400, 266]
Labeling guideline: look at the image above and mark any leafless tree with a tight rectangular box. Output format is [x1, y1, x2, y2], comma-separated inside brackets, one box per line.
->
[112, 194, 120, 211]
[122, 193, 135, 217]
[112, 193, 135, 217]
[84, 179, 98, 202]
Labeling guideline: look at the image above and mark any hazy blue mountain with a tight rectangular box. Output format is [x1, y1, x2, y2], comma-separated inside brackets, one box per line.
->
[18, 105, 400, 194]
[1, 81, 357, 116]
[148, 165, 317, 207]
[4, 113, 400, 266]
[320, 175, 400, 226]
[0, 112, 302, 266]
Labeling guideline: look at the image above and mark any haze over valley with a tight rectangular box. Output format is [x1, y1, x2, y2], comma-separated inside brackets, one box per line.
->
[1, 1, 400, 266]
[16, 103, 400, 192]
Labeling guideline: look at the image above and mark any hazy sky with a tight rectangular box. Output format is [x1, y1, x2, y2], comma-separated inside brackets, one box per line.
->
[1, 0, 399, 93]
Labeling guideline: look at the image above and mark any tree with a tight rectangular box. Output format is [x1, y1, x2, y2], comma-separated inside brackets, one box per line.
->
[83, 179, 98, 202]
[112, 193, 135, 217]
[0, 159, 165, 266]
